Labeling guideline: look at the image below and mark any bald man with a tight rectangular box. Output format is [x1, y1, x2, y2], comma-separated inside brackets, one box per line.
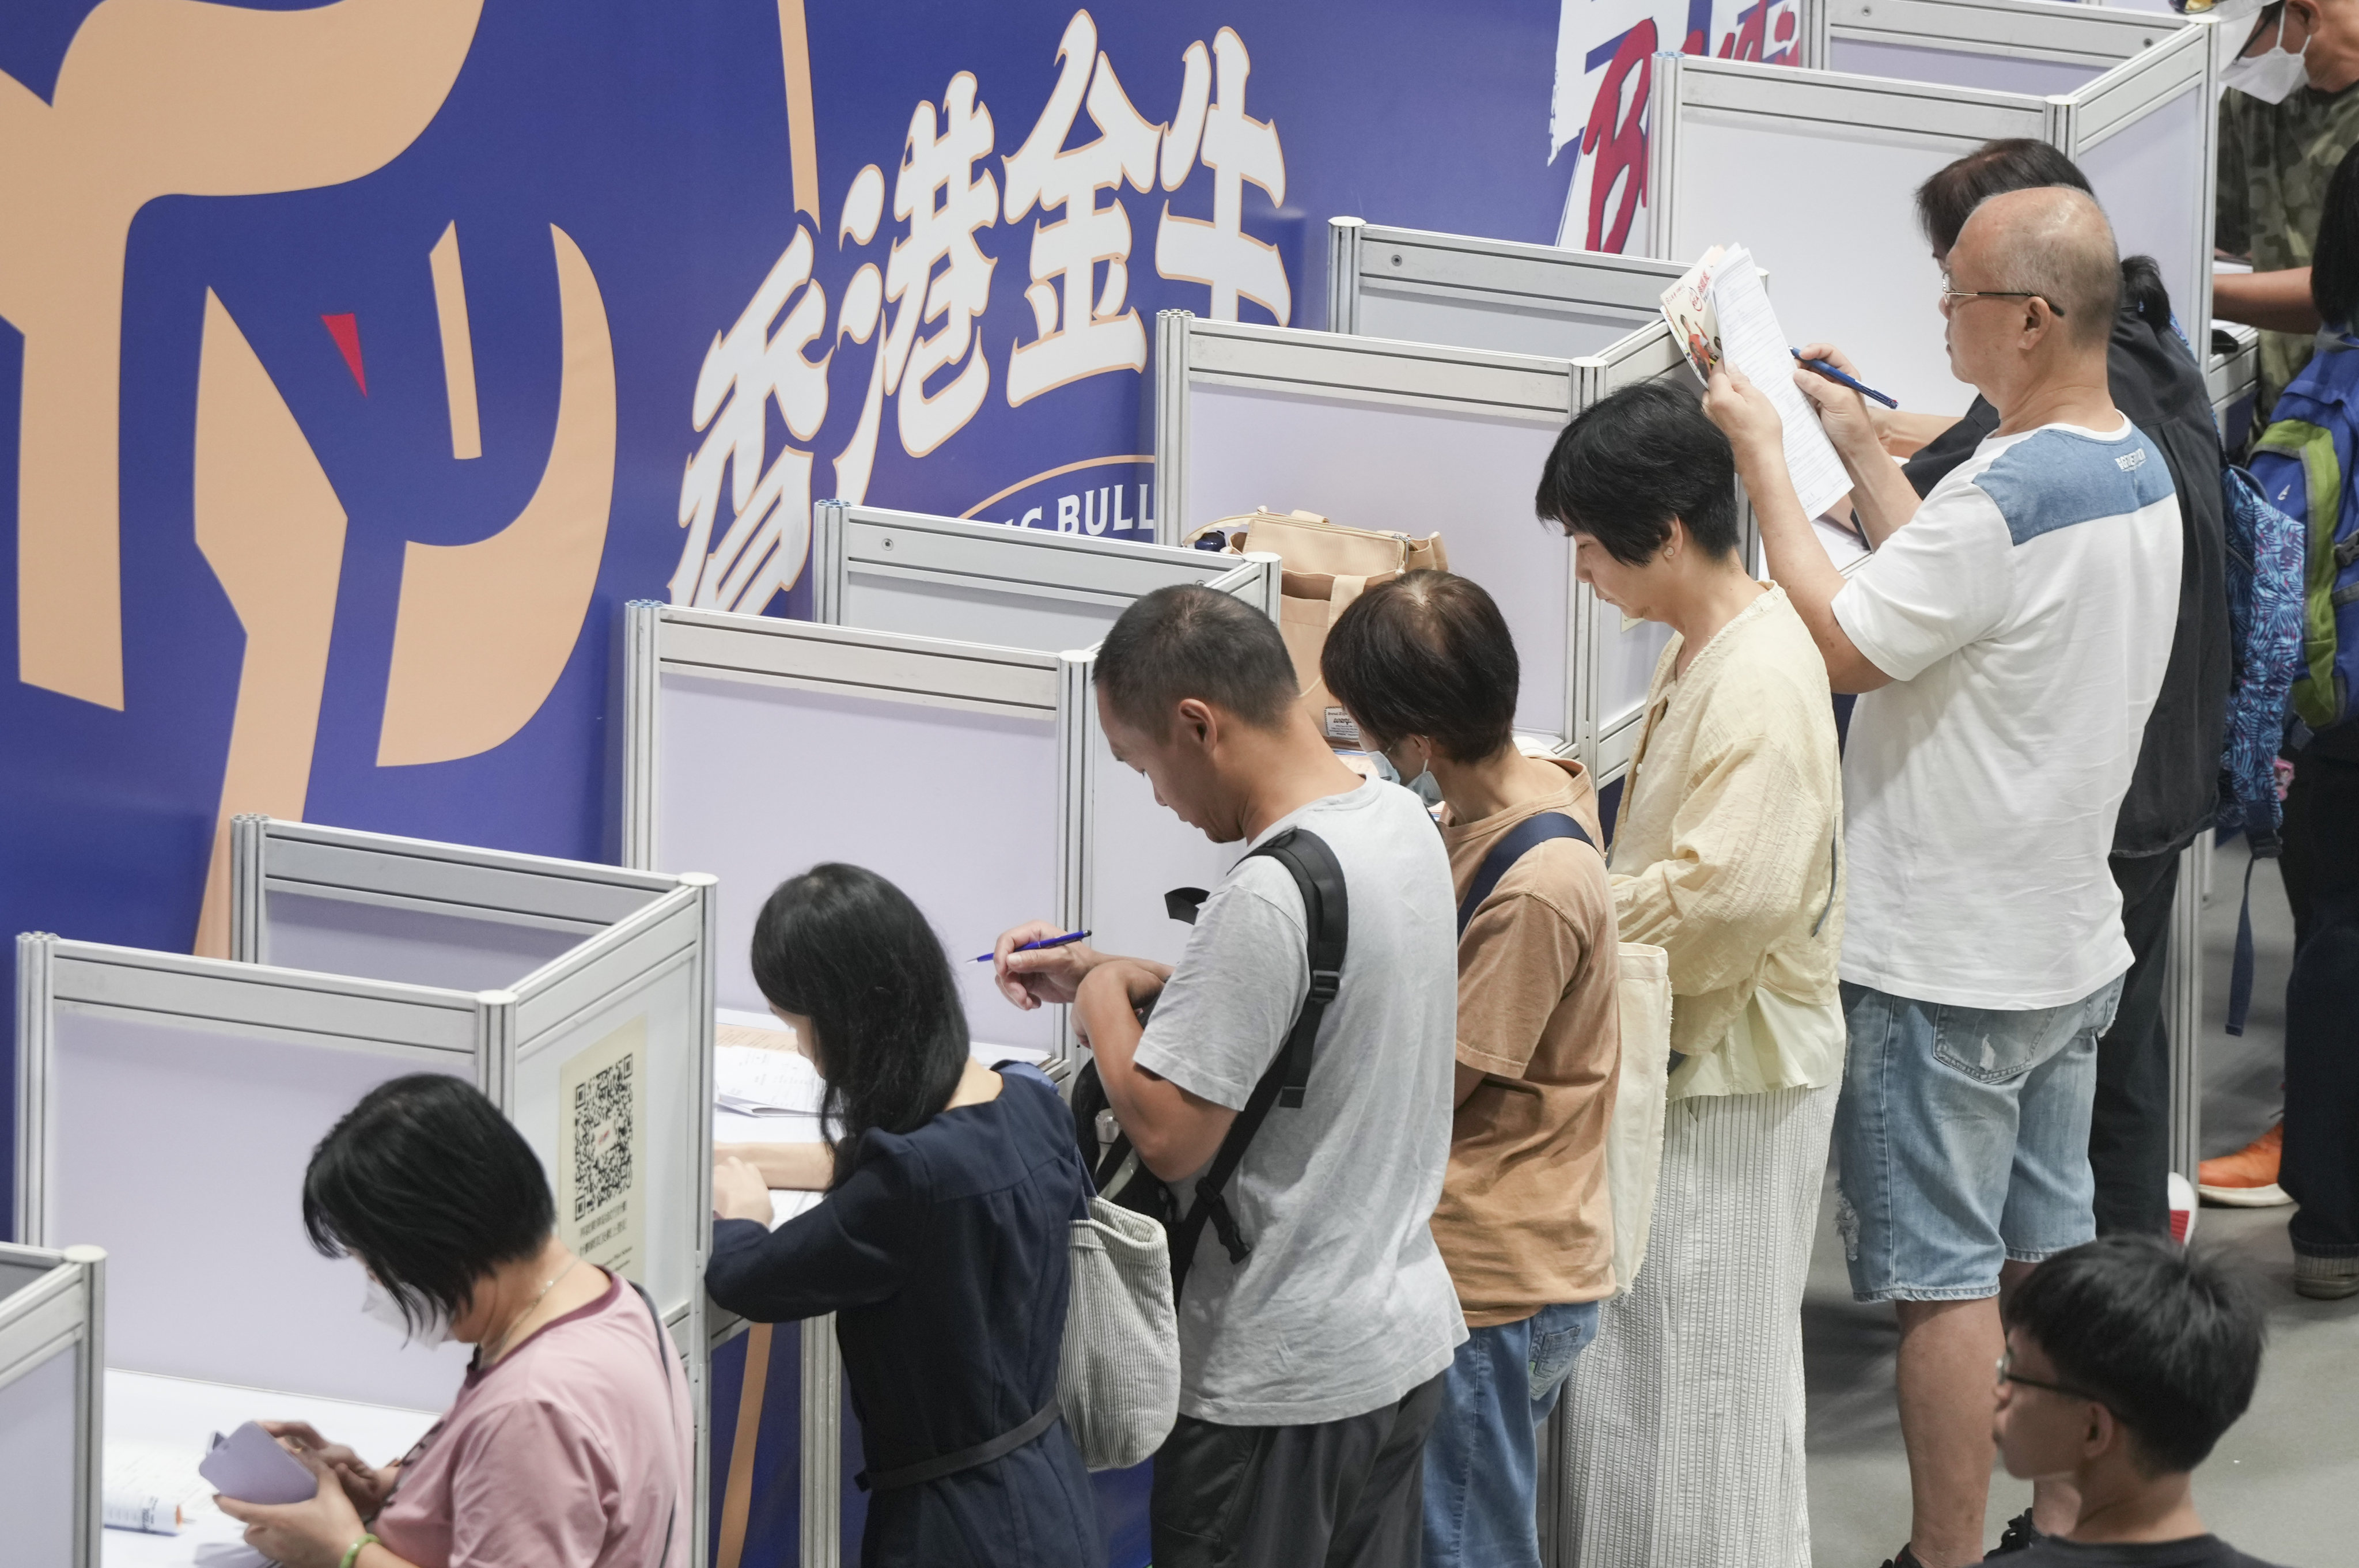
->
[1706, 186, 2183, 1568]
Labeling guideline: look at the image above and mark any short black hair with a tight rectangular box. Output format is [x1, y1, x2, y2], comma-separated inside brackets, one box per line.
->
[1917, 139, 2091, 257]
[1096, 583, 1297, 736]
[304, 1074, 555, 1336]
[752, 863, 968, 1151]
[1320, 571, 1519, 760]
[2313, 138, 2359, 329]
[2004, 1234, 2266, 1475]
[1535, 379, 1739, 565]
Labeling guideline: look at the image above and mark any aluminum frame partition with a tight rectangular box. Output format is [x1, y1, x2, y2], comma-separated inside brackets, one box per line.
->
[809, 501, 1280, 652]
[0, 1241, 103, 1568]
[1153, 307, 1688, 781]
[1649, 21, 2215, 418]
[223, 815, 720, 1565]
[1795, 0, 2217, 351]
[1327, 218, 1686, 360]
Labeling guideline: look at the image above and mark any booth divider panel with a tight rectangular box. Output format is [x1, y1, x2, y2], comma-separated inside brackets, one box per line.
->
[2076, 82, 2206, 332]
[1668, 112, 1978, 418]
[1597, 611, 1677, 745]
[1085, 724, 1241, 975]
[655, 675, 1061, 1050]
[47, 1011, 474, 1410]
[257, 833, 666, 929]
[1181, 385, 1571, 741]
[264, 892, 583, 993]
[844, 572, 1131, 656]
[0, 1340, 79, 1565]
[513, 959, 701, 1321]
[1827, 37, 2103, 94]
[1355, 290, 1653, 362]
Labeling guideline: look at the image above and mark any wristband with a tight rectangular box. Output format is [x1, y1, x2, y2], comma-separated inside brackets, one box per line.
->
[339, 1533, 380, 1568]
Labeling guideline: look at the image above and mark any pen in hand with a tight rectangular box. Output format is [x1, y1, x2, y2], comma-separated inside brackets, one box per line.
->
[975, 929, 1090, 963]
[1792, 347, 1899, 409]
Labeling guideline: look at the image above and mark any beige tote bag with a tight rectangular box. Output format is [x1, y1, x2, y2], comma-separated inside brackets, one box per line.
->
[1184, 509, 1447, 744]
[1608, 941, 1673, 1294]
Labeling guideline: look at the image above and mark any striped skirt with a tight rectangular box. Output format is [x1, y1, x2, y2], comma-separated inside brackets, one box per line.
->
[1555, 1082, 1837, 1568]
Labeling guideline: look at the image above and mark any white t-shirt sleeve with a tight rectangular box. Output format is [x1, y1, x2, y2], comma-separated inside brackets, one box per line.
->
[1831, 484, 2012, 683]
[1133, 861, 1310, 1112]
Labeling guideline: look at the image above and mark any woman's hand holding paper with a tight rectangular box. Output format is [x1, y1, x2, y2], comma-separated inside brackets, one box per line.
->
[214, 1442, 393, 1568]
[261, 1422, 395, 1516]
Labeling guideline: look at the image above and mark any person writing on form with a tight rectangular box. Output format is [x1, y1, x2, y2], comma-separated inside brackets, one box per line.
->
[1705, 185, 2182, 1568]
[993, 584, 1464, 1568]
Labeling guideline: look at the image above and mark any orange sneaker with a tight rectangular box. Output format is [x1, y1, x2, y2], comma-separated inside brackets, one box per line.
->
[2198, 1122, 2291, 1207]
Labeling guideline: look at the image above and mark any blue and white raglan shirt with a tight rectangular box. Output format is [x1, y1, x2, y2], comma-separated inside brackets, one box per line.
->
[1832, 419, 2182, 1010]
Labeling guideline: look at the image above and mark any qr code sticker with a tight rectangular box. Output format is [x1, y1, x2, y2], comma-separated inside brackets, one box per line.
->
[572, 1055, 634, 1220]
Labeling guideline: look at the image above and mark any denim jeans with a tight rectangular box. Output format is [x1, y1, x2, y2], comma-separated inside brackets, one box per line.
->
[1835, 976, 2122, 1300]
[1420, 1301, 1600, 1568]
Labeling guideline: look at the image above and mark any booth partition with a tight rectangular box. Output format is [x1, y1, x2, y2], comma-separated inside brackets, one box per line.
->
[15, 830, 717, 1566]
[0, 1241, 103, 1567]
[1153, 306, 1688, 783]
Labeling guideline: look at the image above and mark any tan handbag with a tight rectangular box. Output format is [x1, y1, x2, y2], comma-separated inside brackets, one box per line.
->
[1184, 509, 1448, 744]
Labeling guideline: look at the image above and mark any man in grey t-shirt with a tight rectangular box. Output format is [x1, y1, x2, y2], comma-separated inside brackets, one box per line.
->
[993, 585, 1464, 1568]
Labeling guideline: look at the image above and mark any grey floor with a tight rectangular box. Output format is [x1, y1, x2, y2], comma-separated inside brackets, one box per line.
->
[1803, 841, 2359, 1566]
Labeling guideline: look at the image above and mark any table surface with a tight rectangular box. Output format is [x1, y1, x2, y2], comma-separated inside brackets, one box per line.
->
[103, 1369, 440, 1567]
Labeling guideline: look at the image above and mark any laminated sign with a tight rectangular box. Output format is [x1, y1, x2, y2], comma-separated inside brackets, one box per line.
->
[559, 1017, 649, 1281]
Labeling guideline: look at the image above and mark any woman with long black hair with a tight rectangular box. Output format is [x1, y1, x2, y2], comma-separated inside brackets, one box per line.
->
[705, 862, 1099, 1568]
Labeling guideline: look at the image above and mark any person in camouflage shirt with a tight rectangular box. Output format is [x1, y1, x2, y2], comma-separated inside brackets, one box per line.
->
[2213, 0, 2359, 421]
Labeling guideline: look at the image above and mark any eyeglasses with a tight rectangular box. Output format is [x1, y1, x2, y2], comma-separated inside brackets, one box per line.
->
[1994, 1347, 2103, 1403]
[1940, 275, 2066, 317]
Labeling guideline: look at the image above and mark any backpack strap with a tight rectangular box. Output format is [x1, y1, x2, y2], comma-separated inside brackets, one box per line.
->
[626, 1281, 683, 1568]
[1456, 813, 1593, 938]
[1165, 826, 1349, 1302]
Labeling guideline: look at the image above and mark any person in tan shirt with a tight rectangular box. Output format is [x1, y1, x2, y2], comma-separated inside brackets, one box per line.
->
[1536, 380, 1844, 1568]
[1323, 570, 1619, 1568]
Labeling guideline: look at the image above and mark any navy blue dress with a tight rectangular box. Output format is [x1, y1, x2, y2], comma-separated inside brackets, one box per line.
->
[706, 1069, 1100, 1568]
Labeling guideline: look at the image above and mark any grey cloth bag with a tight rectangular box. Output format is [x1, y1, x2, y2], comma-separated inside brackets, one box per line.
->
[1057, 1186, 1180, 1470]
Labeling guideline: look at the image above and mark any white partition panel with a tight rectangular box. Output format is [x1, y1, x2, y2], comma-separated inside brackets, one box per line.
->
[1786, 0, 2217, 350]
[17, 941, 481, 1414]
[0, 1243, 103, 1568]
[1327, 220, 1684, 360]
[1155, 309, 1690, 781]
[810, 502, 1279, 654]
[624, 609, 1072, 1059]
[1650, 63, 2043, 418]
[1067, 654, 1245, 972]
[1155, 314, 1577, 747]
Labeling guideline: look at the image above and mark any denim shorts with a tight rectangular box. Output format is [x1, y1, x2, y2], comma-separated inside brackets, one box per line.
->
[1832, 976, 2123, 1302]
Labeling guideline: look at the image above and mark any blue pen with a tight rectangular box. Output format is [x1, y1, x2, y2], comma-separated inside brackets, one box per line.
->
[975, 929, 1090, 963]
[1792, 348, 1899, 409]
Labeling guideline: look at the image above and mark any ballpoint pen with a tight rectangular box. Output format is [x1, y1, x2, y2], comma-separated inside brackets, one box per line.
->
[1792, 347, 1899, 409]
[975, 929, 1090, 962]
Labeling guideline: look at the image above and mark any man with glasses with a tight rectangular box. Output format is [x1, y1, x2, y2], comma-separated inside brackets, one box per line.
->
[1704, 185, 2183, 1568]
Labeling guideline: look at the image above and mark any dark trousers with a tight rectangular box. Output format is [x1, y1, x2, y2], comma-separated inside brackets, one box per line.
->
[2282, 751, 2359, 1256]
[1150, 1372, 1446, 1568]
[2089, 849, 2182, 1236]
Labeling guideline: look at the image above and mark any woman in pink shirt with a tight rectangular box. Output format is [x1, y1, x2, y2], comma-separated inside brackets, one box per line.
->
[217, 1076, 694, 1568]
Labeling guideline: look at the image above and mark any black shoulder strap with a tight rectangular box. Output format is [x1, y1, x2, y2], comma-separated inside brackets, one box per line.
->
[627, 1280, 682, 1568]
[1456, 813, 1592, 938]
[1164, 826, 1349, 1301]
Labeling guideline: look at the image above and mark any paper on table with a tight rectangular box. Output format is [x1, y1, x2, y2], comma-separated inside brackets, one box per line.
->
[714, 1045, 825, 1116]
[1706, 247, 1851, 520]
[197, 1421, 316, 1506]
[104, 1441, 205, 1535]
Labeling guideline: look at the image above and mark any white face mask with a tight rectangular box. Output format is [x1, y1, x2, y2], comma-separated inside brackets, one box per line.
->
[362, 1275, 452, 1348]
[2224, 19, 2312, 103]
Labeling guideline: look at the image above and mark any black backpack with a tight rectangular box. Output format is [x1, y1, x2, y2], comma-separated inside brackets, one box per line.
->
[1067, 827, 1347, 1302]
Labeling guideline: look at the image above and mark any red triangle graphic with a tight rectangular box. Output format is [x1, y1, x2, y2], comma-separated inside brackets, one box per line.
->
[320, 312, 366, 395]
